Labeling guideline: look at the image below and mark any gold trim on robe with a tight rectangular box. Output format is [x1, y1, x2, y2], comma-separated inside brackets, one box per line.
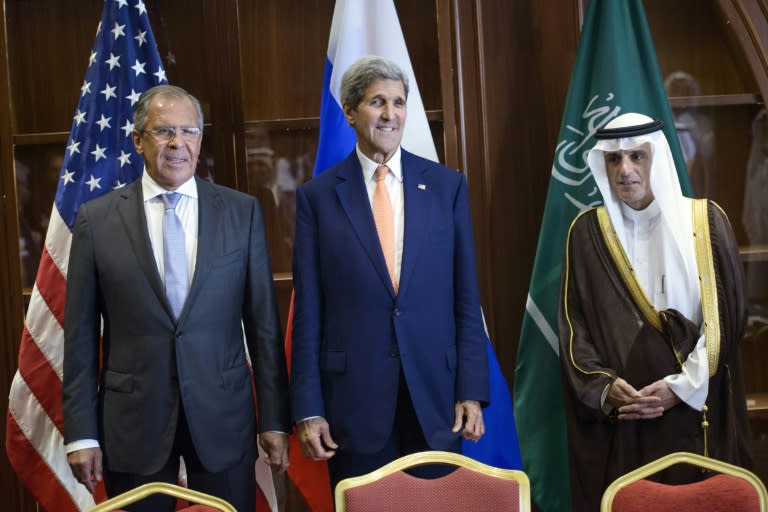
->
[595, 207, 663, 332]
[692, 198, 720, 377]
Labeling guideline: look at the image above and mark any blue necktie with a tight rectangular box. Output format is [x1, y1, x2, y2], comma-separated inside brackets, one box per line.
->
[162, 192, 188, 319]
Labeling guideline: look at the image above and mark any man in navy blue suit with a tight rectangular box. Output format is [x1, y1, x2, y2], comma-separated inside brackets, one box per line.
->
[290, 55, 489, 491]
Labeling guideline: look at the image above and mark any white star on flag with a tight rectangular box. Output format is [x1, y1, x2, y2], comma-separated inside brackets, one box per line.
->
[81, 80, 91, 96]
[67, 140, 81, 155]
[61, 169, 76, 185]
[85, 174, 102, 191]
[126, 88, 141, 106]
[73, 110, 87, 126]
[131, 59, 146, 76]
[111, 21, 126, 39]
[101, 83, 117, 100]
[153, 66, 167, 82]
[90, 144, 107, 161]
[117, 150, 132, 167]
[105, 52, 121, 70]
[96, 114, 112, 131]
[121, 119, 135, 137]
[135, 30, 147, 46]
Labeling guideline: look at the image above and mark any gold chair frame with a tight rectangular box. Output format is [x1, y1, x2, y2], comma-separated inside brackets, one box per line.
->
[90, 481, 237, 512]
[334, 450, 531, 512]
[600, 451, 768, 512]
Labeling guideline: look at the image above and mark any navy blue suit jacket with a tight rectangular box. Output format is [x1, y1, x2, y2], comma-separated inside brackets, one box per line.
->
[290, 149, 489, 454]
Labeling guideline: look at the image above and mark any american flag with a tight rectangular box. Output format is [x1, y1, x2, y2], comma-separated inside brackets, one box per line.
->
[5, 1, 166, 510]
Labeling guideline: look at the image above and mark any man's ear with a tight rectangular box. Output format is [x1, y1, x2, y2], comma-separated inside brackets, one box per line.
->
[132, 131, 144, 154]
[343, 104, 355, 126]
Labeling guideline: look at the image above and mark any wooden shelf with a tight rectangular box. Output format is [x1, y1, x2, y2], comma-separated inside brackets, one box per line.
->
[748, 392, 768, 412]
[243, 109, 444, 132]
[741, 246, 768, 262]
[669, 93, 762, 108]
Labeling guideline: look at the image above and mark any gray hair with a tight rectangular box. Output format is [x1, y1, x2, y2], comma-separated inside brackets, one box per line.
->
[340, 55, 409, 110]
[133, 84, 204, 133]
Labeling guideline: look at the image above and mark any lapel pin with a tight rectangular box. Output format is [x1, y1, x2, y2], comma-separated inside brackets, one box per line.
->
[417, 183, 426, 190]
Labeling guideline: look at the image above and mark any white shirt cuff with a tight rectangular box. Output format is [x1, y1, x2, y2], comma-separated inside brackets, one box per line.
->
[65, 438, 100, 454]
[664, 333, 709, 411]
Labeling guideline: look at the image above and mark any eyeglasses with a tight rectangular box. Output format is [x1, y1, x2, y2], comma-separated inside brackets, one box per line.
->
[143, 126, 202, 143]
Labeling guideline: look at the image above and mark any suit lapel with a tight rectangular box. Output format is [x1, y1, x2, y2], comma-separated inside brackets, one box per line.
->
[180, 177, 222, 324]
[335, 154, 396, 296]
[399, 151, 430, 296]
[117, 180, 170, 316]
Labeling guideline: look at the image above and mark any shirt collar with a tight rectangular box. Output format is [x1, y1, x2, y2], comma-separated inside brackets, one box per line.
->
[620, 198, 661, 224]
[142, 168, 199, 202]
[356, 145, 403, 184]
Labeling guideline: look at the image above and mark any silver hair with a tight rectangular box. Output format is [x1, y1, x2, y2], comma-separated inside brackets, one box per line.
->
[133, 84, 204, 133]
[340, 55, 410, 109]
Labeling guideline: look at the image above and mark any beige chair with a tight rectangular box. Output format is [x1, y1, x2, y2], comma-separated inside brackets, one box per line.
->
[335, 450, 530, 512]
[89, 482, 236, 512]
[601, 451, 767, 512]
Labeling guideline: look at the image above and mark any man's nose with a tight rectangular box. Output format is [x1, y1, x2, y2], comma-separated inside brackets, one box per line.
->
[381, 102, 393, 119]
[619, 155, 633, 172]
[168, 130, 183, 147]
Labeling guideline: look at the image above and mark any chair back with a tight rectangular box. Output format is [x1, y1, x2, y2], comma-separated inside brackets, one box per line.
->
[89, 482, 236, 512]
[601, 451, 767, 512]
[335, 450, 530, 512]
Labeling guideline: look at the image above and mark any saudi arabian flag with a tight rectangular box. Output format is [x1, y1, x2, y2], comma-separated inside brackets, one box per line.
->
[513, 1, 691, 510]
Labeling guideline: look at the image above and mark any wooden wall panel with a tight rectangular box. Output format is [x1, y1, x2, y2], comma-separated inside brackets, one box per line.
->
[445, 0, 581, 382]
[6, 0, 101, 134]
[239, 0, 332, 121]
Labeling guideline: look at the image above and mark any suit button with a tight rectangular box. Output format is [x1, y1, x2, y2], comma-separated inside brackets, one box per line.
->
[393, 308, 401, 316]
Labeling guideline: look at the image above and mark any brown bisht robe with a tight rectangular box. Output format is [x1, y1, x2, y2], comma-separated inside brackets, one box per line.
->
[558, 199, 752, 512]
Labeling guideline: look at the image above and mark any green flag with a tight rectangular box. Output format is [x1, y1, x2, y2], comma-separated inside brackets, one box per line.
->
[513, 1, 692, 510]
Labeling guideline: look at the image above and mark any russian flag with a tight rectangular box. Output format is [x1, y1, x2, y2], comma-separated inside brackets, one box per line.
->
[286, 1, 520, 510]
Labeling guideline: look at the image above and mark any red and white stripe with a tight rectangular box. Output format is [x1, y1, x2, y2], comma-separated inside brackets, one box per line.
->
[6, 206, 95, 511]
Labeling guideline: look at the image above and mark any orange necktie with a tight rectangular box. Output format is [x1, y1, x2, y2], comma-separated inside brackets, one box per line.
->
[373, 165, 397, 293]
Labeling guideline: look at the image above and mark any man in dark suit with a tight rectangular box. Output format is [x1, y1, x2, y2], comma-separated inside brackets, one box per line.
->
[290, 55, 489, 491]
[63, 85, 290, 511]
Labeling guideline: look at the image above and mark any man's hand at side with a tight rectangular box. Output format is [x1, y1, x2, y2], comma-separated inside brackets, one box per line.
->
[297, 417, 338, 460]
[67, 447, 103, 494]
[453, 400, 485, 441]
[259, 432, 290, 473]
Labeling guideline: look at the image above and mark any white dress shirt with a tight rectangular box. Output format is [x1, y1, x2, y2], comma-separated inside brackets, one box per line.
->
[142, 172, 199, 284]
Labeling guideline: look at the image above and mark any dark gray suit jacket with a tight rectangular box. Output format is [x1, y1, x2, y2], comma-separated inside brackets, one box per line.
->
[63, 176, 289, 475]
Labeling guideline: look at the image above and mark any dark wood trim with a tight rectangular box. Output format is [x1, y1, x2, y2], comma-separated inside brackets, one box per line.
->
[0, 0, 35, 508]
[436, 0, 459, 168]
[241, 110, 443, 133]
[436, 0, 497, 340]
[13, 132, 70, 145]
[202, 0, 242, 191]
[669, 93, 762, 107]
[717, 0, 768, 106]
